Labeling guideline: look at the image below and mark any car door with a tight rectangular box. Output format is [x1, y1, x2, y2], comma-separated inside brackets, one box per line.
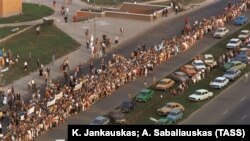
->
[202, 91, 207, 100]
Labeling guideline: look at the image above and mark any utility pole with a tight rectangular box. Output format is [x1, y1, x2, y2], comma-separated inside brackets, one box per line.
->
[93, 0, 98, 57]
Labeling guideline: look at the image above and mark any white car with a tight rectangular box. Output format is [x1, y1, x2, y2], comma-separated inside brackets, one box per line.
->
[209, 77, 229, 89]
[238, 30, 250, 40]
[189, 89, 213, 101]
[203, 54, 217, 67]
[226, 38, 242, 49]
[223, 68, 241, 80]
[214, 27, 229, 38]
[192, 60, 206, 71]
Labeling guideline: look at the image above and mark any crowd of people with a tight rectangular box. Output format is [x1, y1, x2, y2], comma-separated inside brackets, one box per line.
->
[1, 0, 250, 140]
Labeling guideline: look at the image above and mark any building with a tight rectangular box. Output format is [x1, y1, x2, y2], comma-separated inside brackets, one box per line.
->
[0, 0, 22, 17]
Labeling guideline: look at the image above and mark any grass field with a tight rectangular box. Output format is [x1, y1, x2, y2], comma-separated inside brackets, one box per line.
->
[124, 23, 250, 124]
[0, 3, 54, 24]
[0, 26, 30, 39]
[0, 24, 80, 85]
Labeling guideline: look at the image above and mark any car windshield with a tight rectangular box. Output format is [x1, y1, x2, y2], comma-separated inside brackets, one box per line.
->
[159, 81, 168, 84]
[240, 31, 249, 35]
[194, 62, 204, 66]
[226, 70, 235, 75]
[140, 92, 148, 96]
[166, 104, 173, 108]
[214, 79, 223, 83]
[122, 101, 130, 107]
[216, 29, 224, 32]
[194, 91, 202, 95]
[229, 40, 237, 44]
[93, 119, 103, 124]
[169, 112, 178, 116]
[206, 56, 213, 60]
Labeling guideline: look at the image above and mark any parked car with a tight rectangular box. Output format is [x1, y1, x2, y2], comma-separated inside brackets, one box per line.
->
[170, 71, 189, 83]
[180, 65, 197, 77]
[108, 110, 126, 124]
[223, 60, 247, 70]
[155, 78, 175, 91]
[136, 89, 154, 102]
[234, 15, 248, 25]
[120, 100, 136, 113]
[247, 43, 250, 49]
[90, 116, 110, 125]
[192, 60, 206, 71]
[238, 30, 250, 40]
[157, 102, 185, 116]
[152, 118, 173, 125]
[209, 77, 229, 89]
[223, 68, 241, 80]
[239, 48, 250, 56]
[166, 109, 183, 123]
[214, 27, 229, 38]
[203, 54, 217, 68]
[231, 54, 250, 64]
[226, 38, 242, 49]
[189, 89, 213, 101]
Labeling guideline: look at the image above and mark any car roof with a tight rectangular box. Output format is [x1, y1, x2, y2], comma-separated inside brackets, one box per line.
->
[230, 60, 242, 64]
[140, 89, 151, 93]
[95, 116, 107, 120]
[184, 64, 194, 68]
[238, 15, 246, 18]
[193, 60, 204, 63]
[227, 68, 239, 71]
[229, 38, 240, 41]
[215, 77, 226, 80]
[175, 71, 186, 75]
[217, 27, 227, 30]
[241, 30, 249, 33]
[196, 89, 208, 93]
[204, 54, 213, 58]
[166, 102, 181, 106]
[161, 78, 172, 81]
[170, 109, 182, 113]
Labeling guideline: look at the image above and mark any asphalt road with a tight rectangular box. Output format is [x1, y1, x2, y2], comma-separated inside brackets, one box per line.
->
[34, 0, 247, 140]
[182, 76, 250, 125]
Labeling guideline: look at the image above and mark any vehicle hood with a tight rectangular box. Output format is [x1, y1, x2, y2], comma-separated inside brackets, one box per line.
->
[189, 94, 200, 99]
[223, 63, 231, 70]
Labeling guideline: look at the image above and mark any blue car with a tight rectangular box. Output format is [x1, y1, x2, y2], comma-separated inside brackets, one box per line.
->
[235, 16, 248, 25]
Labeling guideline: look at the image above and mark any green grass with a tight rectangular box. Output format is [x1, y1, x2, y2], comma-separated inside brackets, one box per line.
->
[0, 26, 30, 39]
[0, 3, 54, 24]
[0, 24, 80, 85]
[83, 0, 151, 6]
[124, 23, 250, 124]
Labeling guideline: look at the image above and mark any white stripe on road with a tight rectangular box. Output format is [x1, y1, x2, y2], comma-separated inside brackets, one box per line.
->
[241, 115, 247, 120]
[240, 96, 246, 102]
[222, 110, 228, 116]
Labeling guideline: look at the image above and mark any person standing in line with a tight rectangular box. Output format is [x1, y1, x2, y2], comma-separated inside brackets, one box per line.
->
[244, 72, 248, 83]
[52, 54, 55, 65]
[24, 61, 28, 71]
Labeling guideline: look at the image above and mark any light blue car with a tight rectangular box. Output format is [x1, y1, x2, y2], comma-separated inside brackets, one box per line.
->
[166, 109, 183, 123]
[90, 116, 110, 125]
[235, 16, 248, 25]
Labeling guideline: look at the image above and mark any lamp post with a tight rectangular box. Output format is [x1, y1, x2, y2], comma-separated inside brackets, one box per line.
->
[93, 0, 98, 57]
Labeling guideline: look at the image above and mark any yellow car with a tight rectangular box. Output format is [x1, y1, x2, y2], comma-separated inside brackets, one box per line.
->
[155, 78, 175, 91]
[157, 102, 185, 116]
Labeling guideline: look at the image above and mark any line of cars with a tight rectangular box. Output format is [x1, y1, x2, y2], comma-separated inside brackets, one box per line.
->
[90, 15, 249, 125]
